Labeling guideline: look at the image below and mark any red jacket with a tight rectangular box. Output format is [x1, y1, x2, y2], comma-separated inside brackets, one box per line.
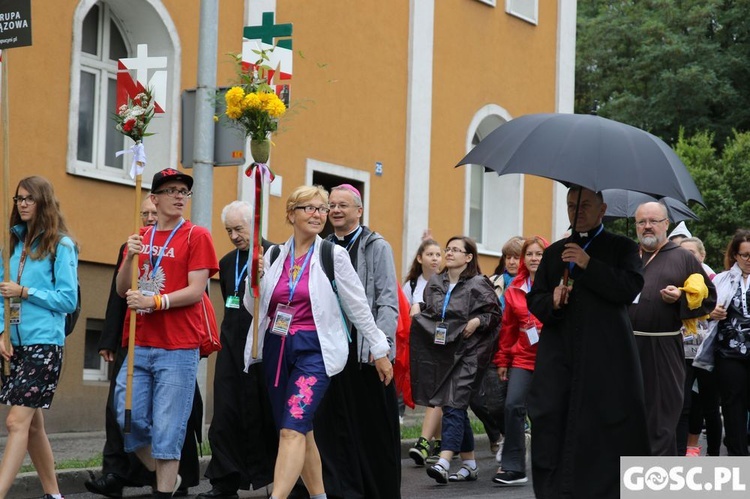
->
[493, 273, 543, 372]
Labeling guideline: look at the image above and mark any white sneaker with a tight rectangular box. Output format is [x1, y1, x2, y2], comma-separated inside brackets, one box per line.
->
[495, 435, 505, 464]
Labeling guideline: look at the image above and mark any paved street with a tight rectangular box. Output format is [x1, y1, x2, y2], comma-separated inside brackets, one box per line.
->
[61, 453, 536, 499]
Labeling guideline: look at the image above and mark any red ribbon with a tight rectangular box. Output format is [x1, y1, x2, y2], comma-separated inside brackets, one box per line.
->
[246, 162, 275, 298]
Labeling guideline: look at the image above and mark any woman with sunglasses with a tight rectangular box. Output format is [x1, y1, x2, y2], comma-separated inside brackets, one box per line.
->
[411, 236, 501, 484]
[243, 185, 392, 499]
[0, 176, 78, 498]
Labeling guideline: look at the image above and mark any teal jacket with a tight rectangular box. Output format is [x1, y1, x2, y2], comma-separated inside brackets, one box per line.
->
[0, 224, 78, 346]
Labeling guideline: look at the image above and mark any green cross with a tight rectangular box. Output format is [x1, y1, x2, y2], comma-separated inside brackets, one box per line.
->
[243, 12, 293, 50]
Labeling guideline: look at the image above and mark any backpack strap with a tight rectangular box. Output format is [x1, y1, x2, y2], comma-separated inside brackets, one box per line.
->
[319, 240, 336, 293]
[410, 278, 418, 295]
[269, 245, 281, 267]
[320, 240, 351, 343]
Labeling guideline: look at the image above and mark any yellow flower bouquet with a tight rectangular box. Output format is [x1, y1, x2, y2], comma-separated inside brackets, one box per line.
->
[224, 50, 287, 162]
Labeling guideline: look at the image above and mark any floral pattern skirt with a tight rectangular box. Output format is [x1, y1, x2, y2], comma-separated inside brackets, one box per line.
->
[0, 344, 63, 409]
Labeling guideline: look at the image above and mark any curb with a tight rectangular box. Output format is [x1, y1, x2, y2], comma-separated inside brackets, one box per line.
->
[10, 435, 491, 498]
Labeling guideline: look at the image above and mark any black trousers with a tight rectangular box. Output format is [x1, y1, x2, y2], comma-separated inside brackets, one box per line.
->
[676, 360, 723, 456]
[716, 356, 750, 456]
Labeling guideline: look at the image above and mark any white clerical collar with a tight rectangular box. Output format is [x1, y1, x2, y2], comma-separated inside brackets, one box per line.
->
[335, 225, 361, 241]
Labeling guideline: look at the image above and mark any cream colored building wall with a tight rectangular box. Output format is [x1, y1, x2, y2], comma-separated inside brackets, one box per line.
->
[0, 0, 568, 432]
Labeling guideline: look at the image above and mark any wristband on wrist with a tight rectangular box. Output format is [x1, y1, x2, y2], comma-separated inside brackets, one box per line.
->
[162, 293, 170, 310]
[20, 287, 25, 299]
[153, 294, 162, 311]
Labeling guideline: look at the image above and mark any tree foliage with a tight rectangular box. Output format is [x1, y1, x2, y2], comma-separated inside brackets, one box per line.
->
[576, 0, 750, 146]
[675, 130, 750, 270]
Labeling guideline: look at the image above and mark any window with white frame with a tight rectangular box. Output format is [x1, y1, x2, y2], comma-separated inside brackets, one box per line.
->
[475, 0, 497, 7]
[69, 0, 178, 184]
[506, 0, 539, 25]
[466, 113, 523, 254]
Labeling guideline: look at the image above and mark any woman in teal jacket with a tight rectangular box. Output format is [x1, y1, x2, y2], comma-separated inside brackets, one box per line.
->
[0, 176, 78, 499]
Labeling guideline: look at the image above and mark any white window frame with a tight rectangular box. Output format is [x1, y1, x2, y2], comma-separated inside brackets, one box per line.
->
[68, 0, 181, 187]
[506, 0, 539, 25]
[464, 105, 523, 256]
[475, 0, 497, 7]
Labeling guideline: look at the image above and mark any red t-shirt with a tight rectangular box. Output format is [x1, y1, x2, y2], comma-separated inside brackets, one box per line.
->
[121, 221, 219, 350]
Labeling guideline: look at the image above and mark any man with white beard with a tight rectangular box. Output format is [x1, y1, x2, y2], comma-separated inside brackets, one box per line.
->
[628, 202, 716, 456]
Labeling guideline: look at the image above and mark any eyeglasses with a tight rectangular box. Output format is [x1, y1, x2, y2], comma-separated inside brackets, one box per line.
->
[295, 205, 330, 215]
[444, 247, 467, 254]
[635, 218, 667, 228]
[13, 195, 36, 205]
[329, 203, 358, 210]
[154, 188, 192, 198]
[140, 211, 158, 218]
[736, 253, 750, 261]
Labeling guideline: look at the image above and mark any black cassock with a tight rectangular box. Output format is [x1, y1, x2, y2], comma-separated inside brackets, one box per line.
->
[204, 247, 277, 491]
[527, 229, 650, 499]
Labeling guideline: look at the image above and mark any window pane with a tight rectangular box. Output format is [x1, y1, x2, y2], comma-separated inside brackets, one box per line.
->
[83, 327, 101, 370]
[469, 164, 484, 242]
[109, 20, 127, 61]
[81, 4, 99, 55]
[105, 77, 124, 170]
[77, 71, 96, 162]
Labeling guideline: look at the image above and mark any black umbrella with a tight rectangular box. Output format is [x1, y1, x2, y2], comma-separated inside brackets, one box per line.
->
[602, 189, 699, 223]
[457, 113, 704, 206]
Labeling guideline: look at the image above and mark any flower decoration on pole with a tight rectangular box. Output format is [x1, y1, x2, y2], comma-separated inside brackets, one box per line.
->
[113, 88, 155, 179]
[225, 49, 287, 358]
[224, 50, 286, 166]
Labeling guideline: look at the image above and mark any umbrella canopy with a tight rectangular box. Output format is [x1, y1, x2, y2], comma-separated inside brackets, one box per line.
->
[457, 113, 704, 206]
[602, 189, 699, 224]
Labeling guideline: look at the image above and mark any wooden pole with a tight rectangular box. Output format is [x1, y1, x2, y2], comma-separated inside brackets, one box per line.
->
[123, 172, 142, 433]
[2, 51, 12, 377]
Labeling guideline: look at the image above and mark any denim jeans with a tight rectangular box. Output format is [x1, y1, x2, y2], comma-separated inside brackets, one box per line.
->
[115, 346, 199, 459]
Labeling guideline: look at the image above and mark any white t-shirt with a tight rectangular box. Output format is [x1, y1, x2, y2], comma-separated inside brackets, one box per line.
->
[402, 274, 429, 305]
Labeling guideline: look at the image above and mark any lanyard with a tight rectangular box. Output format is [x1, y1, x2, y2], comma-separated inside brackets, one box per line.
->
[441, 284, 455, 322]
[148, 218, 185, 279]
[288, 240, 315, 303]
[234, 249, 249, 295]
[740, 275, 749, 316]
[639, 242, 666, 268]
[568, 224, 604, 272]
[344, 226, 363, 252]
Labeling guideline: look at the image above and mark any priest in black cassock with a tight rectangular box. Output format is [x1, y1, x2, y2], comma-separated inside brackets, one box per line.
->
[527, 186, 650, 499]
[199, 201, 276, 499]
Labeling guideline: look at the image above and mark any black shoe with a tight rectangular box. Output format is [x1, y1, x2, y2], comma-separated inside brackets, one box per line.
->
[492, 469, 528, 486]
[85, 473, 126, 498]
[173, 487, 189, 497]
[197, 487, 239, 499]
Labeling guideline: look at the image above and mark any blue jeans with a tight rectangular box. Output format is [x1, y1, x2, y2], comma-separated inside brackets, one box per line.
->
[442, 406, 475, 453]
[115, 346, 199, 459]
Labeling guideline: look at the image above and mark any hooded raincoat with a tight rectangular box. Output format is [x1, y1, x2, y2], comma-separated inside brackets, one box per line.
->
[410, 272, 501, 409]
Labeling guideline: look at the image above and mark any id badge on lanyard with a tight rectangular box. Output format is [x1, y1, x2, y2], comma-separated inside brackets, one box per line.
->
[271, 304, 294, 336]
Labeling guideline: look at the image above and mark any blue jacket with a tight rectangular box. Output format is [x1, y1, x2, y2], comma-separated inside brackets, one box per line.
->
[0, 224, 78, 346]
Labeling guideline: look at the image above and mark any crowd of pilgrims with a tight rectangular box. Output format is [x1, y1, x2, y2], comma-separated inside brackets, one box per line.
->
[3, 174, 750, 499]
